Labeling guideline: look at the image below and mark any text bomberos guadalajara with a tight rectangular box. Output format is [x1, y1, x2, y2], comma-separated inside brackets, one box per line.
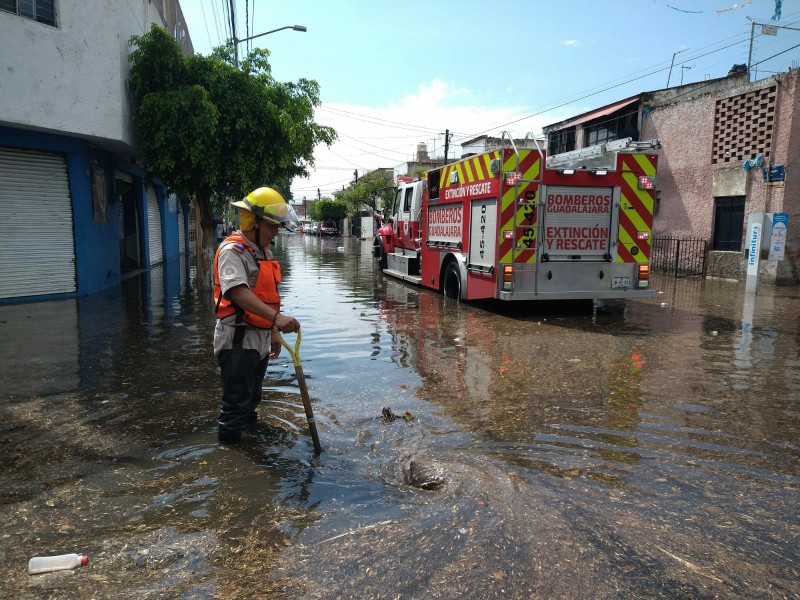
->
[547, 192, 610, 214]
[428, 206, 463, 239]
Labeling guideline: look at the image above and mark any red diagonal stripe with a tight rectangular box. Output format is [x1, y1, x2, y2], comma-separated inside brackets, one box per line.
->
[518, 150, 540, 176]
[515, 249, 535, 263]
[619, 211, 651, 260]
[501, 199, 517, 224]
[621, 190, 653, 230]
[616, 243, 635, 263]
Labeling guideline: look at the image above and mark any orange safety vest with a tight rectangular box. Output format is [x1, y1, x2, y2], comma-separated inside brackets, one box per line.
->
[213, 232, 281, 329]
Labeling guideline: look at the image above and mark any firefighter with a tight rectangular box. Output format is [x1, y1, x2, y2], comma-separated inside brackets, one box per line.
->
[213, 187, 301, 444]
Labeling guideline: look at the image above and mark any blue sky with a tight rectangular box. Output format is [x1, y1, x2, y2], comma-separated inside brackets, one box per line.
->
[181, 0, 799, 199]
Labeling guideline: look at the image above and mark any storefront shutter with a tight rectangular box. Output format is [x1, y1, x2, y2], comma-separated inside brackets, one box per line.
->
[0, 147, 76, 298]
[177, 196, 186, 254]
[146, 185, 163, 265]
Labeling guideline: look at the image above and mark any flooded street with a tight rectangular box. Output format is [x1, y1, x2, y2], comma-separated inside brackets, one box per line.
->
[1, 235, 798, 599]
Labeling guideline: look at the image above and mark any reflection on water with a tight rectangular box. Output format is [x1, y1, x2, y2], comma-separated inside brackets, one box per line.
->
[0, 237, 798, 599]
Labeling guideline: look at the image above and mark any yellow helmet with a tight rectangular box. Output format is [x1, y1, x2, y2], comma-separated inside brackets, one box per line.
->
[231, 187, 299, 232]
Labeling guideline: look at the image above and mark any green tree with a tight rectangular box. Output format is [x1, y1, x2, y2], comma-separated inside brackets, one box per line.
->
[127, 25, 336, 282]
[336, 169, 395, 216]
[307, 201, 322, 222]
[313, 198, 349, 223]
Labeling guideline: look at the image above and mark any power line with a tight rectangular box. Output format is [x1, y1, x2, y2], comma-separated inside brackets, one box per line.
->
[198, 0, 213, 51]
[207, 0, 225, 48]
[300, 34, 800, 183]
[450, 34, 761, 144]
[319, 106, 453, 135]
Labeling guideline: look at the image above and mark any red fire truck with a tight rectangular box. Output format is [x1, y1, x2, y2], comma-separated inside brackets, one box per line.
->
[373, 135, 660, 301]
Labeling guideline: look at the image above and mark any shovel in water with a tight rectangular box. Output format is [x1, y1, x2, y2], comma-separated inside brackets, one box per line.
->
[276, 329, 322, 454]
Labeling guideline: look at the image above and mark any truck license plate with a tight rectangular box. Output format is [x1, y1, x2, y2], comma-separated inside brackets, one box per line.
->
[612, 277, 632, 289]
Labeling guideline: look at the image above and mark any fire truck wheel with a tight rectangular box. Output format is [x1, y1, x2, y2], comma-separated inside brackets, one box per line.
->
[443, 262, 461, 300]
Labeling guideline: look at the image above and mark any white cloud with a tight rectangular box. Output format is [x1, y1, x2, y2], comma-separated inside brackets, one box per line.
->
[291, 78, 551, 199]
[561, 39, 580, 46]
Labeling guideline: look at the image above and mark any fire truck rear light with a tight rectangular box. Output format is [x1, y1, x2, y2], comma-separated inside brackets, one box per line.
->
[505, 171, 522, 186]
[503, 265, 514, 282]
[637, 264, 650, 280]
[503, 230, 514, 240]
[592, 169, 608, 176]
[636, 231, 650, 240]
[560, 169, 575, 175]
[638, 176, 655, 190]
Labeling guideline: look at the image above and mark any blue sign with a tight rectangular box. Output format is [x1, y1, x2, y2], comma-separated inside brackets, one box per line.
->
[762, 164, 785, 182]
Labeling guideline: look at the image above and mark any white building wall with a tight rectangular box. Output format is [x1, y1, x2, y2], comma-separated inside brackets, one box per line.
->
[0, 1, 176, 152]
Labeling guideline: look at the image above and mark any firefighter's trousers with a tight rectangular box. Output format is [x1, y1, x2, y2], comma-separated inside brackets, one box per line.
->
[217, 346, 269, 438]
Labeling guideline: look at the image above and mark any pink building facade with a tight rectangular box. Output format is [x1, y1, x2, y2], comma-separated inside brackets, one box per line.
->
[545, 68, 800, 286]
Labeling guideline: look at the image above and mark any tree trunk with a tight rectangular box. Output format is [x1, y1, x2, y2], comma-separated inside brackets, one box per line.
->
[194, 187, 217, 291]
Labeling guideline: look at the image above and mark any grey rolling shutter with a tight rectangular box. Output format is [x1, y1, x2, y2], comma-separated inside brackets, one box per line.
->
[0, 148, 76, 298]
[146, 185, 163, 265]
[177, 197, 186, 254]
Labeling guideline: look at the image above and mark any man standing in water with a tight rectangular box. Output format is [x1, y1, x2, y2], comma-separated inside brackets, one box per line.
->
[212, 187, 301, 444]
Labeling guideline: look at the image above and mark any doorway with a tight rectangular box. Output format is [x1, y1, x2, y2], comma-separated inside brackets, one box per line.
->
[117, 176, 141, 272]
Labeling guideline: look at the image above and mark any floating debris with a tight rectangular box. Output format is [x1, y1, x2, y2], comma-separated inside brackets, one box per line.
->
[381, 406, 414, 424]
[403, 459, 445, 491]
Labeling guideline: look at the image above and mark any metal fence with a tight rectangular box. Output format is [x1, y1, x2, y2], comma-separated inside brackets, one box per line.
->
[650, 237, 708, 277]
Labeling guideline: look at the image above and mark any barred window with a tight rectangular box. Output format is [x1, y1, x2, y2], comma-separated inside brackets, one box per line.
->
[0, 0, 56, 27]
[585, 111, 639, 146]
[548, 129, 576, 156]
[713, 196, 745, 251]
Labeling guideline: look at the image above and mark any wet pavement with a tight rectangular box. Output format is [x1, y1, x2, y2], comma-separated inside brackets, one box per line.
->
[0, 235, 798, 599]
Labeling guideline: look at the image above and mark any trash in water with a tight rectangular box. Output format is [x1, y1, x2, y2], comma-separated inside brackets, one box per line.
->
[381, 406, 414, 424]
[28, 553, 89, 575]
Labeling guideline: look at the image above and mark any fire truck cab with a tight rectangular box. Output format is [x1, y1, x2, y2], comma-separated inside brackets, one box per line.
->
[374, 134, 660, 303]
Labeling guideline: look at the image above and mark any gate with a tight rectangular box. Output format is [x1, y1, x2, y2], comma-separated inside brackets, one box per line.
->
[651, 237, 708, 277]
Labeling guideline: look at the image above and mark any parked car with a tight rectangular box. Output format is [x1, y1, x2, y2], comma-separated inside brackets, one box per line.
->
[320, 220, 339, 236]
[304, 222, 319, 235]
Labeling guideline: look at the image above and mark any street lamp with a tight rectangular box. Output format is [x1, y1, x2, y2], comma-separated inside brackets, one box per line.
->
[666, 48, 688, 88]
[234, 25, 307, 67]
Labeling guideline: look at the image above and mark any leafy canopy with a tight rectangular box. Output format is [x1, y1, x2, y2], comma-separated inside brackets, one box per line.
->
[335, 169, 395, 215]
[127, 25, 336, 213]
[309, 198, 349, 223]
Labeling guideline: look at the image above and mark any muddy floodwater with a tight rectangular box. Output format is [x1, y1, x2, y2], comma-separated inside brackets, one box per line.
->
[1, 235, 798, 599]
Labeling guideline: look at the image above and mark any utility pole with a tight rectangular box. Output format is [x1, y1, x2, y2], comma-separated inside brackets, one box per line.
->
[228, 0, 238, 67]
[680, 65, 693, 85]
[747, 18, 756, 83]
[443, 129, 450, 163]
[747, 18, 800, 83]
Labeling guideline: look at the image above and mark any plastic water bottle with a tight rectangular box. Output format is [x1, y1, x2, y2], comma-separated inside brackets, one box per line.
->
[28, 553, 89, 574]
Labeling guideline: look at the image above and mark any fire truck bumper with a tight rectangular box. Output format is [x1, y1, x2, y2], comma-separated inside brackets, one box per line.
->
[498, 289, 656, 301]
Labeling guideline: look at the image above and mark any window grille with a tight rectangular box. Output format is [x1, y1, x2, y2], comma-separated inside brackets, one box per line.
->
[0, 0, 56, 27]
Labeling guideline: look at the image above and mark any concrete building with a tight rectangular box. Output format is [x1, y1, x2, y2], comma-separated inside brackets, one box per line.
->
[0, 0, 193, 303]
[393, 142, 449, 185]
[460, 134, 547, 157]
[543, 67, 800, 285]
